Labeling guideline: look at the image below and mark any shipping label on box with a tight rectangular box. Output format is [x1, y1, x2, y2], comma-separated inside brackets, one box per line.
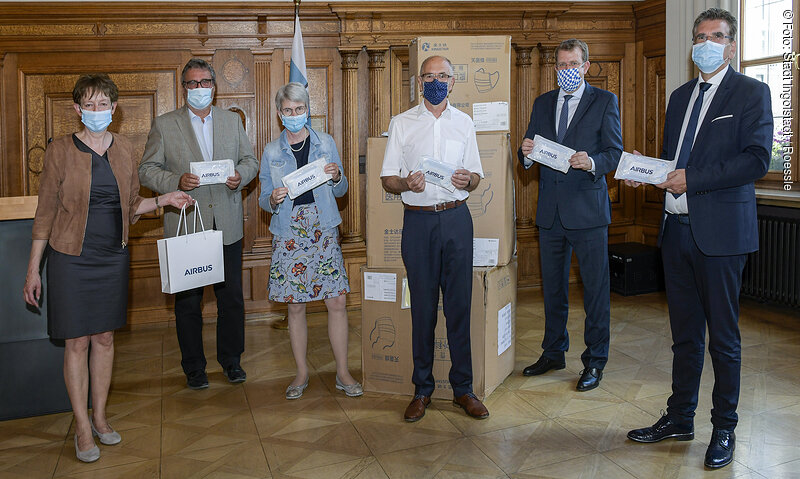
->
[410, 36, 511, 132]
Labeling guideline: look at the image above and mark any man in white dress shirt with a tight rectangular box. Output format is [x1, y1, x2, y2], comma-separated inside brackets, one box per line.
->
[381, 55, 488, 422]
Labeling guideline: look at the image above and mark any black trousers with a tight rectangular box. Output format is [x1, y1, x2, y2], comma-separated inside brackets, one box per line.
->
[174, 239, 245, 374]
[662, 215, 746, 430]
[401, 203, 474, 398]
[538, 211, 610, 370]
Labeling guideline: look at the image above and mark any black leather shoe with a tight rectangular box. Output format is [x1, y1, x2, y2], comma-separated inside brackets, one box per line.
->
[186, 370, 209, 390]
[627, 413, 694, 443]
[576, 368, 603, 391]
[705, 428, 735, 469]
[223, 365, 247, 384]
[522, 356, 566, 376]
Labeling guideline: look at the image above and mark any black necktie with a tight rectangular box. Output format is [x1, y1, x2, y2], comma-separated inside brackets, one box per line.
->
[557, 95, 573, 143]
[672, 82, 711, 197]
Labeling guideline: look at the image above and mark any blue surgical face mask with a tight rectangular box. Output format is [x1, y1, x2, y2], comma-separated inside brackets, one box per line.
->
[691, 40, 727, 74]
[281, 112, 308, 133]
[186, 87, 214, 110]
[556, 65, 584, 92]
[422, 79, 449, 105]
[81, 108, 113, 133]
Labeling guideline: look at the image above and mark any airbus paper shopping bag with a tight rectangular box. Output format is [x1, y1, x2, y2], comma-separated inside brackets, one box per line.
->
[157, 205, 224, 294]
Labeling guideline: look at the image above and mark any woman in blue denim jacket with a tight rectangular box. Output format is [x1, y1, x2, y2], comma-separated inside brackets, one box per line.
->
[258, 82, 362, 400]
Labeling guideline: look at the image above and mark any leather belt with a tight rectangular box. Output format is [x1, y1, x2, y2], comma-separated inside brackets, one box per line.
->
[403, 199, 466, 212]
[667, 213, 690, 225]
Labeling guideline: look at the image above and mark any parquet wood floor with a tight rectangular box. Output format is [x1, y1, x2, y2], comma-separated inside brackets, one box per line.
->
[1, 289, 798, 478]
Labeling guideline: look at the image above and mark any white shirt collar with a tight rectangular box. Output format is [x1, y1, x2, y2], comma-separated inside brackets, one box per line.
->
[415, 99, 453, 119]
[187, 107, 213, 122]
[559, 79, 587, 100]
[696, 64, 730, 88]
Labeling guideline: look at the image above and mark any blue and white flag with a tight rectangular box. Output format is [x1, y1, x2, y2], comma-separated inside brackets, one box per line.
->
[289, 13, 308, 88]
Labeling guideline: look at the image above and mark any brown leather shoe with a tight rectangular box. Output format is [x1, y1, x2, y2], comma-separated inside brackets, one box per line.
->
[453, 393, 489, 419]
[404, 395, 431, 422]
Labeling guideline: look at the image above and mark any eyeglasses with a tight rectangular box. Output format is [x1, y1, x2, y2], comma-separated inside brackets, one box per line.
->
[556, 61, 585, 70]
[280, 105, 307, 116]
[693, 32, 734, 43]
[182, 79, 214, 89]
[421, 73, 452, 82]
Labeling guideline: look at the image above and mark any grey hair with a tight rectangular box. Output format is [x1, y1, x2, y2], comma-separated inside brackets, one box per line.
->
[692, 7, 737, 40]
[274, 82, 310, 112]
[419, 55, 455, 77]
[181, 58, 216, 85]
[555, 39, 589, 63]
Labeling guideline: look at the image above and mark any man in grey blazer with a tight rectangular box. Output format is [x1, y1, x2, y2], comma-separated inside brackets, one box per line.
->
[139, 58, 259, 390]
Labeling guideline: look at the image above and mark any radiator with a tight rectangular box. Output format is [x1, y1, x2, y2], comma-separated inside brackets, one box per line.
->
[741, 205, 800, 308]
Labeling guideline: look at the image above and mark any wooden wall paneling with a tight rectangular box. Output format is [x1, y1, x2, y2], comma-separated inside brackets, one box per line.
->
[0, 1, 666, 322]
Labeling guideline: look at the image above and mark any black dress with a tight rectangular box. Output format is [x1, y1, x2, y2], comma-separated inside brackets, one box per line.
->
[46, 135, 129, 339]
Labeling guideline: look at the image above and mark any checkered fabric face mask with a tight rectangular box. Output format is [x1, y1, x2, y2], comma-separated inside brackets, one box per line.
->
[556, 66, 583, 92]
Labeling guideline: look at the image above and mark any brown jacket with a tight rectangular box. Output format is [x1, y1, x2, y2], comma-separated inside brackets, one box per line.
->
[32, 133, 144, 255]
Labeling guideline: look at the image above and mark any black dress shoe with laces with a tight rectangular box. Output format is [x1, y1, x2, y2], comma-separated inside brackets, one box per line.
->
[223, 364, 247, 383]
[522, 356, 566, 376]
[627, 414, 694, 443]
[576, 368, 603, 391]
[186, 370, 209, 390]
[704, 428, 735, 468]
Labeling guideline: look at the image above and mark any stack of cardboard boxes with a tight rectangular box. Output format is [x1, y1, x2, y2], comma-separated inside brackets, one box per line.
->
[362, 36, 517, 400]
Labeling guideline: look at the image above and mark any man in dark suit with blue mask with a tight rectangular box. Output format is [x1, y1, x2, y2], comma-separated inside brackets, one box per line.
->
[518, 39, 623, 392]
[626, 8, 772, 469]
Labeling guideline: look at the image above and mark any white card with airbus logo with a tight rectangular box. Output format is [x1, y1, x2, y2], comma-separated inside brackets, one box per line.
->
[614, 152, 677, 185]
[415, 156, 456, 192]
[191, 159, 235, 185]
[527, 135, 574, 174]
[281, 158, 333, 200]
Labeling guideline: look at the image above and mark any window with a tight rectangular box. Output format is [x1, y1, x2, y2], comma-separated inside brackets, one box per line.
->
[741, 0, 798, 187]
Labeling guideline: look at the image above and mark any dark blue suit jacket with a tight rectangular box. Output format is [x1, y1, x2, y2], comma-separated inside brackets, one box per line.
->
[659, 68, 772, 256]
[517, 83, 623, 229]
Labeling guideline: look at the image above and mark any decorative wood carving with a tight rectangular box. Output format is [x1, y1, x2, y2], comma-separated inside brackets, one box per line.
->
[367, 48, 389, 137]
[513, 44, 535, 229]
[339, 48, 362, 244]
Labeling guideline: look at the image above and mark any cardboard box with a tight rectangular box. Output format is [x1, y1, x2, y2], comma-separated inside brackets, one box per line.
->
[366, 134, 516, 268]
[470, 133, 516, 267]
[409, 36, 511, 132]
[365, 137, 404, 268]
[361, 259, 518, 400]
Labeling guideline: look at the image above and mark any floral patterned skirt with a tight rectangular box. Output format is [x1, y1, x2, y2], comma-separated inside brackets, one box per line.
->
[268, 204, 350, 303]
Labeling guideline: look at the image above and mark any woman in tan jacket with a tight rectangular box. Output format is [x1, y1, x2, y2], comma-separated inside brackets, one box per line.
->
[22, 74, 193, 463]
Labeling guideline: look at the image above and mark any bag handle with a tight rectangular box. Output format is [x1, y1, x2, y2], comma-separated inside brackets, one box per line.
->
[174, 204, 189, 236]
[192, 204, 207, 234]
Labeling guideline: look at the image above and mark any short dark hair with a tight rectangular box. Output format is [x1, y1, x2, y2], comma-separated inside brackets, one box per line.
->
[555, 39, 589, 63]
[181, 58, 216, 85]
[693, 7, 737, 40]
[72, 74, 119, 104]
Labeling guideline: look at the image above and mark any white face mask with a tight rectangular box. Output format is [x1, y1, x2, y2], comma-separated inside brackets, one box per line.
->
[186, 87, 213, 110]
